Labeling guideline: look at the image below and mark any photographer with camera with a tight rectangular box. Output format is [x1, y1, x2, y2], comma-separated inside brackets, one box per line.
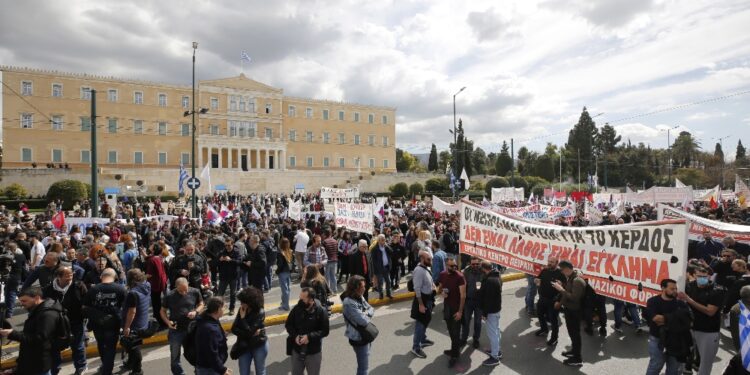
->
[2, 241, 27, 320]
[44, 266, 88, 375]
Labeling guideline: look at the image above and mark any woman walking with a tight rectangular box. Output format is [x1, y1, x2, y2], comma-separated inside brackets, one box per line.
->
[342, 275, 375, 375]
[276, 238, 293, 311]
[231, 287, 269, 375]
[338, 231, 354, 284]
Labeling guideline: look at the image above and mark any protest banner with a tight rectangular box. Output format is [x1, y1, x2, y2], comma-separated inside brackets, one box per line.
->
[460, 200, 688, 306]
[320, 186, 360, 199]
[488, 203, 575, 223]
[656, 204, 750, 243]
[288, 200, 302, 220]
[491, 187, 524, 203]
[432, 195, 459, 214]
[334, 202, 374, 234]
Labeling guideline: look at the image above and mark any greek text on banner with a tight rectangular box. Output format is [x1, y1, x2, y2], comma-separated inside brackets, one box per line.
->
[334, 202, 374, 234]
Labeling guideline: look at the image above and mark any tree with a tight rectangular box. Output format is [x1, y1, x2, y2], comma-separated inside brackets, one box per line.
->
[389, 182, 409, 197]
[47, 180, 88, 209]
[409, 182, 424, 196]
[463, 139, 474, 177]
[534, 154, 556, 181]
[484, 177, 509, 196]
[4, 183, 27, 200]
[425, 178, 449, 193]
[737, 140, 747, 167]
[472, 147, 488, 175]
[395, 148, 421, 172]
[565, 107, 598, 179]
[671, 131, 701, 168]
[495, 141, 512, 176]
[438, 151, 452, 174]
[595, 123, 621, 156]
[673, 168, 709, 187]
[517, 146, 529, 176]
[428, 144, 439, 172]
[714, 142, 724, 163]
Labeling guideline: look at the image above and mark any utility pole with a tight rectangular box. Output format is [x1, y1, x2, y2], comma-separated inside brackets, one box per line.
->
[577, 148, 581, 191]
[715, 135, 730, 189]
[191, 42, 198, 218]
[559, 145, 563, 192]
[90, 90, 98, 218]
[510, 138, 515, 188]
[604, 123, 608, 190]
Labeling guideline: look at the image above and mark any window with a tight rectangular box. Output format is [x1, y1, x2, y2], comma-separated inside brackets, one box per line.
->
[382, 136, 389, 147]
[339, 157, 345, 168]
[52, 115, 63, 130]
[21, 81, 32, 96]
[210, 124, 219, 135]
[134, 120, 143, 134]
[134, 91, 143, 104]
[230, 96, 237, 111]
[369, 158, 375, 168]
[52, 83, 62, 98]
[52, 149, 62, 163]
[21, 148, 32, 162]
[354, 112, 360, 122]
[382, 115, 388, 125]
[368, 113, 374, 124]
[265, 128, 273, 139]
[289, 129, 297, 142]
[158, 152, 167, 165]
[368, 135, 375, 146]
[289, 156, 296, 167]
[323, 157, 330, 167]
[21, 113, 33, 128]
[158, 93, 167, 107]
[210, 97, 218, 110]
[323, 109, 329, 120]
[354, 135, 360, 145]
[81, 87, 91, 100]
[108, 150, 118, 164]
[338, 111, 344, 121]
[80, 150, 90, 163]
[383, 159, 389, 169]
[323, 132, 330, 144]
[288, 105, 296, 117]
[338, 133, 345, 144]
[181, 123, 190, 136]
[134, 151, 143, 165]
[108, 89, 117, 102]
[229, 121, 237, 137]
[181, 153, 190, 165]
[247, 99, 255, 113]
[306, 131, 313, 143]
[80, 116, 91, 131]
[239, 99, 246, 112]
[306, 157, 313, 167]
[107, 118, 117, 133]
[182, 96, 189, 108]
[265, 103, 272, 114]
[158, 122, 167, 135]
[305, 108, 313, 118]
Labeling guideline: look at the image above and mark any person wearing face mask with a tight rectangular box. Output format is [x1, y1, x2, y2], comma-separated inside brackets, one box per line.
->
[678, 267, 726, 375]
[436, 257, 466, 368]
[534, 255, 566, 346]
[644, 278, 691, 375]
[285, 287, 330, 375]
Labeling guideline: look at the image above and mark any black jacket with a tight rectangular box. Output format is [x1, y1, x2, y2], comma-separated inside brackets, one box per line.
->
[285, 300, 330, 355]
[231, 308, 267, 355]
[725, 275, 750, 314]
[217, 249, 242, 279]
[9, 299, 62, 374]
[479, 270, 502, 315]
[43, 280, 88, 324]
[170, 252, 206, 288]
[195, 314, 228, 374]
[243, 246, 267, 274]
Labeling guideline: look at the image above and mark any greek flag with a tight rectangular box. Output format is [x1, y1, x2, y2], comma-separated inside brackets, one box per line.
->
[178, 163, 189, 195]
[241, 51, 252, 62]
[739, 301, 750, 371]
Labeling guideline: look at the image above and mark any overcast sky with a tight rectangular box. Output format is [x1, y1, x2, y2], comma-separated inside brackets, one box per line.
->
[2, 0, 749, 157]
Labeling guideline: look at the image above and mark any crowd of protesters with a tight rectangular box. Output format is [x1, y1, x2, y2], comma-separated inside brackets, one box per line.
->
[1, 191, 750, 374]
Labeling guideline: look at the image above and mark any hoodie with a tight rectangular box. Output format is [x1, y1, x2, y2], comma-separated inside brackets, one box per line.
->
[9, 299, 63, 374]
[479, 269, 502, 314]
[195, 314, 228, 374]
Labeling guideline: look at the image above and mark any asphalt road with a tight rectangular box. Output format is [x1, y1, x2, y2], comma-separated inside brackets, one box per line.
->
[58, 279, 736, 374]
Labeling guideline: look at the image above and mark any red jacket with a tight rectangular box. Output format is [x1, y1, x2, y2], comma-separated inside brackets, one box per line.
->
[145, 255, 168, 293]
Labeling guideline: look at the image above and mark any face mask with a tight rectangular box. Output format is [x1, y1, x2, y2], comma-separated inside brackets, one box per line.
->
[696, 276, 709, 286]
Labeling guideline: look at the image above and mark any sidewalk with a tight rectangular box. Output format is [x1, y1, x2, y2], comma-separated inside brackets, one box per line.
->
[0, 272, 526, 369]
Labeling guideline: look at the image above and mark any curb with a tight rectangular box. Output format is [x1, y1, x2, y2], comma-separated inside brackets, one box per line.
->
[1, 272, 526, 369]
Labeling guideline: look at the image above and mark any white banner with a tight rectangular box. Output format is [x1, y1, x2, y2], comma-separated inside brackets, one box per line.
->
[289, 200, 302, 221]
[460, 200, 688, 306]
[488, 203, 575, 223]
[624, 186, 693, 205]
[491, 187, 524, 203]
[432, 195, 459, 214]
[657, 204, 750, 244]
[320, 187, 360, 199]
[334, 202, 374, 234]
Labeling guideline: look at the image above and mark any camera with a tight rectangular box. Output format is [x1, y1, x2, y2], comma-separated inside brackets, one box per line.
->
[0, 252, 14, 283]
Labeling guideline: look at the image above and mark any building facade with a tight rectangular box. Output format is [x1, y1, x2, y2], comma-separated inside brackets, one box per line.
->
[0, 66, 396, 174]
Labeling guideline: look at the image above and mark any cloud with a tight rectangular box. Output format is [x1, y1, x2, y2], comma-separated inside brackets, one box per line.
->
[466, 8, 514, 42]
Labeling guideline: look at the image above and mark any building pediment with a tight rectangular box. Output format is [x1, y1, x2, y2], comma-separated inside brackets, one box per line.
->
[200, 74, 283, 94]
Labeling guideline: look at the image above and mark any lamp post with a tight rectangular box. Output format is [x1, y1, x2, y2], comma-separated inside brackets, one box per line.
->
[452, 86, 466, 198]
[714, 135, 731, 188]
[191, 42, 198, 218]
[661, 125, 679, 184]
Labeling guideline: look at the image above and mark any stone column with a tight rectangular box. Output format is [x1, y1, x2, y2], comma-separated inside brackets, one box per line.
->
[218, 147, 223, 169]
[266, 149, 271, 169]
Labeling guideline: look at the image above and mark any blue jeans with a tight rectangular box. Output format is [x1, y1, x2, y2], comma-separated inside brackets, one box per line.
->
[238, 341, 268, 375]
[264, 264, 273, 290]
[646, 335, 682, 375]
[412, 299, 434, 351]
[218, 277, 238, 310]
[485, 312, 502, 357]
[52, 322, 86, 374]
[93, 329, 118, 375]
[3, 284, 17, 319]
[525, 275, 537, 313]
[376, 270, 392, 297]
[352, 343, 370, 375]
[237, 269, 248, 289]
[614, 300, 641, 328]
[461, 299, 482, 341]
[325, 261, 338, 293]
[168, 329, 187, 375]
[278, 271, 291, 310]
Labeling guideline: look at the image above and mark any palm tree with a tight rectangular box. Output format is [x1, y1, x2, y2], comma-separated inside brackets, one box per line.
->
[671, 131, 701, 168]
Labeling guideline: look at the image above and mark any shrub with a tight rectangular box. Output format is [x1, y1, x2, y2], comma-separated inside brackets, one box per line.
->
[425, 178, 449, 193]
[47, 180, 88, 210]
[408, 182, 424, 196]
[389, 182, 409, 197]
[484, 177, 509, 196]
[4, 183, 27, 200]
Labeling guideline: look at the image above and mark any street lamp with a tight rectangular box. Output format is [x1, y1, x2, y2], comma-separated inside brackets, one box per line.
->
[452, 86, 466, 197]
[660, 125, 679, 184]
[713, 135, 731, 188]
[190, 42, 199, 218]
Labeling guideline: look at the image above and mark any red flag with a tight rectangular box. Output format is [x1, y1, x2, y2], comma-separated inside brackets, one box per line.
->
[709, 196, 718, 209]
[51, 211, 65, 229]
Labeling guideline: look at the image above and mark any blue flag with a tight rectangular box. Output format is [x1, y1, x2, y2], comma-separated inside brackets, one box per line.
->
[739, 301, 750, 371]
[179, 163, 189, 195]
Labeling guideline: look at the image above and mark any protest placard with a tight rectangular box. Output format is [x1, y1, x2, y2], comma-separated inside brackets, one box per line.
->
[334, 202, 374, 234]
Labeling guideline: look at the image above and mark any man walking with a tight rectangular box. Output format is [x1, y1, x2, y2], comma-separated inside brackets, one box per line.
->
[294, 225, 310, 279]
[244, 235, 267, 291]
[411, 250, 436, 359]
[121, 269, 152, 375]
[161, 277, 204, 375]
[552, 260, 585, 367]
[82, 268, 127, 375]
[535, 255, 566, 346]
[44, 266, 89, 375]
[194, 297, 230, 375]
[218, 237, 242, 314]
[461, 257, 483, 349]
[479, 260, 503, 367]
[680, 266, 726, 375]
[349, 240, 373, 301]
[285, 287, 330, 375]
[645, 278, 690, 375]
[437, 257, 466, 367]
[371, 234, 393, 299]
[322, 229, 339, 293]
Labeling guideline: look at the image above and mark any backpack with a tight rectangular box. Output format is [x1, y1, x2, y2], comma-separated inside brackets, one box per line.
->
[54, 306, 74, 351]
[407, 265, 432, 292]
[182, 319, 199, 366]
